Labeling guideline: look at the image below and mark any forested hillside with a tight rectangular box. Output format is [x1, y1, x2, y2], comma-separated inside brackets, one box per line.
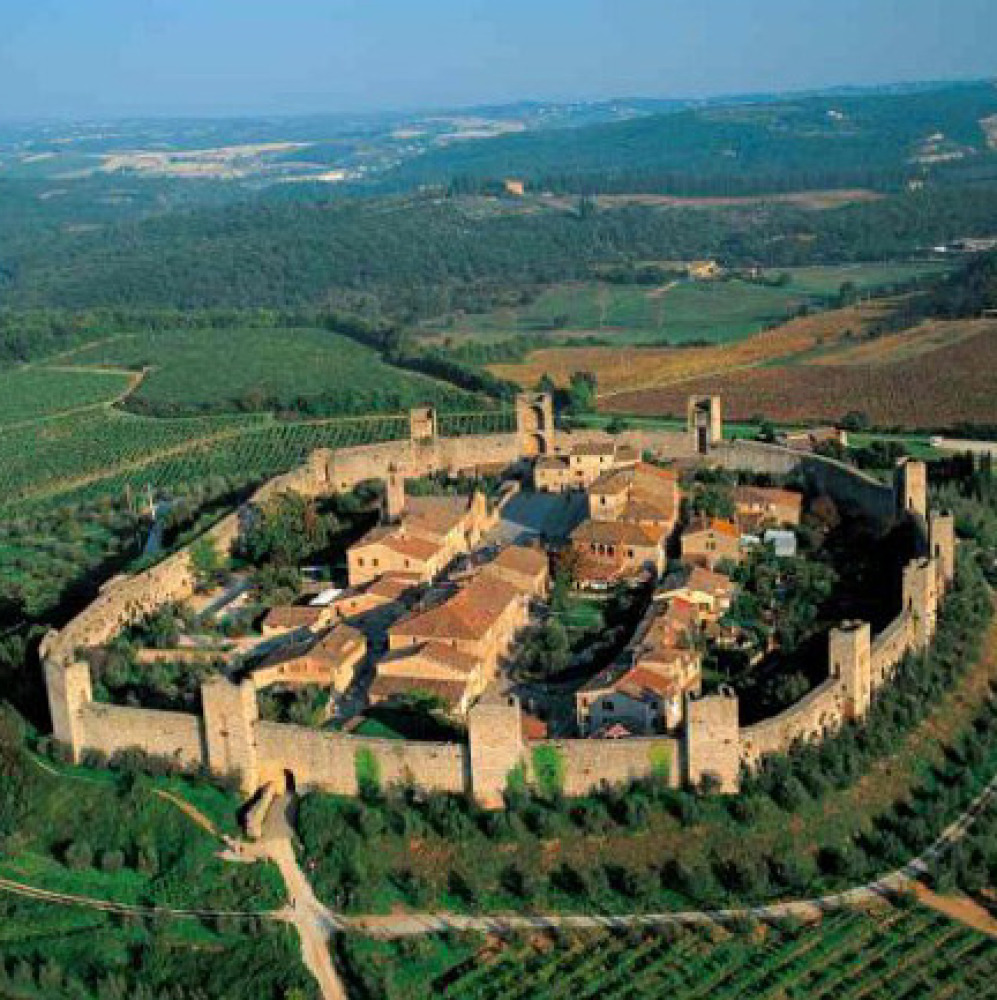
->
[4, 185, 997, 318]
[383, 82, 997, 195]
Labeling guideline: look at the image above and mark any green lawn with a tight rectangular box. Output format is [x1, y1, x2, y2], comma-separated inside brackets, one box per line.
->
[0, 366, 132, 425]
[61, 327, 479, 415]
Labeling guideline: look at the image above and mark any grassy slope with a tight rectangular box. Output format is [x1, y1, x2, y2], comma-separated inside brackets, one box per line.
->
[2, 757, 284, 912]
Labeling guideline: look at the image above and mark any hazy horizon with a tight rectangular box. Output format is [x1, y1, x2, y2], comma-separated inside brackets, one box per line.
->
[1, 0, 995, 120]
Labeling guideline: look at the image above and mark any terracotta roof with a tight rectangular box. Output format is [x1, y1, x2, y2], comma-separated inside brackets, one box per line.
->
[687, 517, 739, 539]
[311, 624, 366, 661]
[734, 486, 803, 510]
[378, 642, 481, 675]
[572, 519, 663, 547]
[405, 494, 473, 536]
[390, 574, 523, 642]
[353, 524, 442, 562]
[535, 456, 569, 471]
[489, 545, 548, 578]
[366, 574, 422, 601]
[685, 566, 736, 597]
[521, 712, 548, 741]
[263, 606, 324, 630]
[589, 469, 633, 496]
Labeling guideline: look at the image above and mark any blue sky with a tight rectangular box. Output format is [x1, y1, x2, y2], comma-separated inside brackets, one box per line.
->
[0, 0, 995, 119]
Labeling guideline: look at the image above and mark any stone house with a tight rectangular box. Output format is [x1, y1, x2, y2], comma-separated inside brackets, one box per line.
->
[534, 441, 639, 493]
[480, 544, 550, 598]
[347, 491, 491, 586]
[734, 485, 803, 529]
[681, 517, 742, 570]
[587, 462, 680, 529]
[570, 519, 668, 587]
[261, 604, 338, 638]
[658, 566, 737, 621]
[369, 642, 485, 715]
[386, 573, 530, 685]
[250, 623, 367, 693]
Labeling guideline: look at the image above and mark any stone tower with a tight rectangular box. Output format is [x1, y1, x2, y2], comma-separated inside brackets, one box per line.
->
[903, 556, 940, 651]
[895, 458, 928, 521]
[468, 695, 524, 808]
[830, 620, 872, 720]
[515, 392, 554, 457]
[201, 677, 260, 795]
[307, 449, 333, 491]
[929, 511, 956, 588]
[409, 406, 438, 444]
[383, 464, 407, 522]
[44, 660, 92, 762]
[684, 688, 740, 793]
[687, 396, 723, 455]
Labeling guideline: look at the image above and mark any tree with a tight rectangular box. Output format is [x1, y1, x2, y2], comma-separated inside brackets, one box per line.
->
[239, 492, 332, 567]
[567, 371, 598, 414]
[189, 537, 223, 590]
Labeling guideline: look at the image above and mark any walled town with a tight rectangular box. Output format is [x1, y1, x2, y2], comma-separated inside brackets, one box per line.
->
[41, 393, 955, 811]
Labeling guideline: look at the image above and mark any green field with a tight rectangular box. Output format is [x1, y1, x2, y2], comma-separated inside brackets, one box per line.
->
[62, 326, 480, 415]
[424, 263, 950, 347]
[0, 366, 133, 425]
[339, 905, 997, 1000]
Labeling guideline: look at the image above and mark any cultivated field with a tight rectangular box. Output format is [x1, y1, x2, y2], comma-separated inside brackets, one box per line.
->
[603, 320, 997, 429]
[429, 263, 947, 347]
[342, 905, 997, 1000]
[490, 301, 892, 395]
[62, 327, 479, 414]
[0, 366, 135, 426]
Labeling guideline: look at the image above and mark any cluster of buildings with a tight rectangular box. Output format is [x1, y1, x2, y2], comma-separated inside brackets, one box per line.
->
[241, 422, 805, 740]
[255, 471, 549, 719]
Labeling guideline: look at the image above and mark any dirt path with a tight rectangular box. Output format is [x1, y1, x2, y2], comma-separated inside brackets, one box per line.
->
[249, 797, 348, 1000]
[912, 882, 997, 939]
[152, 789, 222, 839]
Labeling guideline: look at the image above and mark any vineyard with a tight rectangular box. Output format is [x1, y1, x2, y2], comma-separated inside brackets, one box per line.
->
[489, 300, 890, 396]
[59, 326, 481, 415]
[602, 321, 997, 429]
[2, 408, 518, 513]
[0, 366, 134, 426]
[341, 905, 997, 1000]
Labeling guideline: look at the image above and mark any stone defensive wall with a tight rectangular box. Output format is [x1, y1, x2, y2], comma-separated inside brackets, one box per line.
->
[41, 398, 956, 805]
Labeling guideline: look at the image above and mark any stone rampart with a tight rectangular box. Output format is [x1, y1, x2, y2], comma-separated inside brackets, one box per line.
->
[871, 612, 915, 685]
[41, 402, 950, 804]
[535, 736, 681, 796]
[255, 723, 467, 795]
[77, 703, 207, 769]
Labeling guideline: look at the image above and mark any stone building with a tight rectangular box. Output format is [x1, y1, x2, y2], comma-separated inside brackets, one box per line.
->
[681, 517, 742, 570]
[534, 440, 640, 493]
[387, 572, 531, 685]
[733, 485, 803, 529]
[250, 624, 367, 693]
